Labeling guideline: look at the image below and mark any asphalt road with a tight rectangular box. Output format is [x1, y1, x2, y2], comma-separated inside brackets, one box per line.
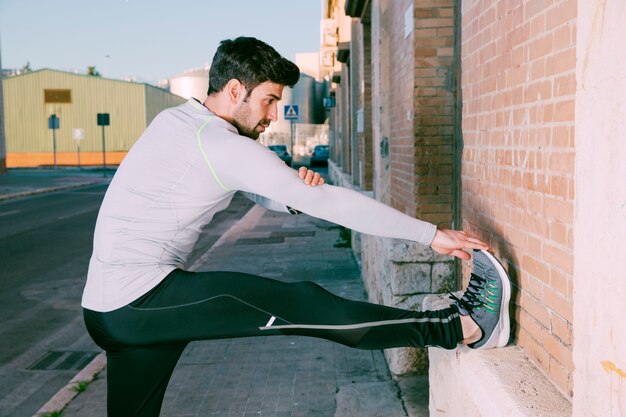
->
[0, 184, 254, 417]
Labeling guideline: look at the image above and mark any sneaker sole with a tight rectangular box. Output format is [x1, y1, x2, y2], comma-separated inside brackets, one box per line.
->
[477, 250, 511, 349]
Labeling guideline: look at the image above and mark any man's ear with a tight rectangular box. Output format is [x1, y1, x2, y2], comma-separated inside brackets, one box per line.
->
[226, 79, 245, 104]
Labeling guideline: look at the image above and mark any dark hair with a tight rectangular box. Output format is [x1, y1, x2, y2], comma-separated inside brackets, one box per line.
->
[207, 37, 300, 96]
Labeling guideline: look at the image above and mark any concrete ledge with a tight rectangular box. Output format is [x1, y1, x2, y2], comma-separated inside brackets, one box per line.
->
[395, 375, 429, 417]
[429, 346, 572, 417]
[424, 293, 572, 417]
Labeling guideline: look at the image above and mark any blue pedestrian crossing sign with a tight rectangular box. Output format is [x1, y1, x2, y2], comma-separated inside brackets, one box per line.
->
[284, 104, 299, 120]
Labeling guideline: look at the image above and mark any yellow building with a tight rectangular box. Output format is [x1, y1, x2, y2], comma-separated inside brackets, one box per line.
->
[2, 69, 186, 167]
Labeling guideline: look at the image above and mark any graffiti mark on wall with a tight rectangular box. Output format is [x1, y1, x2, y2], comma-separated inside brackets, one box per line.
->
[601, 360, 625, 416]
[602, 361, 626, 378]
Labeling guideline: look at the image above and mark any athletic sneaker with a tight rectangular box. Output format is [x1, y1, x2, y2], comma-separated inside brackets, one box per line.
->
[450, 249, 511, 349]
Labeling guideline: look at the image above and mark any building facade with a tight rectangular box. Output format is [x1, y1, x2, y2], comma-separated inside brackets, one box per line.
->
[323, 0, 626, 416]
[2, 69, 185, 167]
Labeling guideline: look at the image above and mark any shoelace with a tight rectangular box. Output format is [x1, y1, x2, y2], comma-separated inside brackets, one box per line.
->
[448, 273, 487, 313]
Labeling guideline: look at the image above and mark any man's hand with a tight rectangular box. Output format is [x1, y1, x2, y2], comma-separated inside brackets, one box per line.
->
[430, 229, 490, 260]
[298, 166, 325, 186]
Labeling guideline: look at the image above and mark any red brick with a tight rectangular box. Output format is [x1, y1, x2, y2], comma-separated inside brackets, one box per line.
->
[520, 293, 550, 328]
[549, 357, 573, 397]
[543, 286, 573, 322]
[539, 327, 574, 370]
[550, 266, 570, 298]
[550, 314, 572, 346]
[522, 254, 550, 284]
[546, 1, 577, 31]
[518, 327, 550, 370]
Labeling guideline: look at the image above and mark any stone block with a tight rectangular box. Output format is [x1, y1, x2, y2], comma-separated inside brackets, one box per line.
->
[431, 262, 455, 292]
[388, 240, 453, 263]
[385, 347, 429, 375]
[389, 262, 431, 295]
[393, 294, 428, 311]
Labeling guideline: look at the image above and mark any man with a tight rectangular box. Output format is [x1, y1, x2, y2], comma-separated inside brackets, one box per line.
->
[82, 37, 511, 417]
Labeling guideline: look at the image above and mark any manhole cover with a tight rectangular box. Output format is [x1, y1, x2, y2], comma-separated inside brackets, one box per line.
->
[235, 237, 285, 245]
[27, 351, 98, 371]
[270, 231, 316, 238]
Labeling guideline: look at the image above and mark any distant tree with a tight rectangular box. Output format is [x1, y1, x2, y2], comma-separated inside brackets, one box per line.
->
[87, 66, 101, 76]
[20, 61, 32, 73]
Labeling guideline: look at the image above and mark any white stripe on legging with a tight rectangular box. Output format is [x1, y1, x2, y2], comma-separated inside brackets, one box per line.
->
[259, 313, 459, 331]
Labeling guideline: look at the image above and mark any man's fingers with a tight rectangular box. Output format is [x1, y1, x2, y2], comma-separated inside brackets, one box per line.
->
[462, 238, 489, 250]
[305, 170, 314, 184]
[299, 167, 325, 187]
[451, 249, 471, 260]
[311, 172, 322, 186]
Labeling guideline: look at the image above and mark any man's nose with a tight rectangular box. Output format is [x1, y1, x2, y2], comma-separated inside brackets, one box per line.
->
[267, 102, 278, 122]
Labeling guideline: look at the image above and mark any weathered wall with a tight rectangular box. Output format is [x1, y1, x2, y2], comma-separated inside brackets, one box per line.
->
[573, 0, 626, 415]
[460, 0, 577, 395]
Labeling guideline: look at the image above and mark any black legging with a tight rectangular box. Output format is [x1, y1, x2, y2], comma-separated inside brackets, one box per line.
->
[83, 269, 463, 417]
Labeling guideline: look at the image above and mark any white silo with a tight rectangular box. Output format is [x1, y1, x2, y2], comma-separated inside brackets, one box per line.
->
[169, 66, 210, 101]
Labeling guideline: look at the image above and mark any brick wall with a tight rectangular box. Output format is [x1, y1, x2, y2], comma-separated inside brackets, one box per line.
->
[341, 65, 352, 173]
[388, 0, 417, 215]
[350, 20, 362, 185]
[461, 0, 576, 396]
[385, 0, 457, 226]
[360, 21, 373, 190]
[413, 1, 456, 227]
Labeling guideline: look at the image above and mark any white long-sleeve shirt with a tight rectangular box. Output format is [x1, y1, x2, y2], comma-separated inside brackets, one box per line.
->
[82, 98, 437, 312]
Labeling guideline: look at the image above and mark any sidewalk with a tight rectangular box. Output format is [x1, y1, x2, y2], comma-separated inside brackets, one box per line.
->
[54, 205, 421, 417]
[0, 168, 110, 201]
[2, 168, 426, 417]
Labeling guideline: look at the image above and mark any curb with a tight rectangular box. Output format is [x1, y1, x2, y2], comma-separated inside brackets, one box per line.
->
[188, 204, 265, 270]
[33, 352, 107, 417]
[34, 202, 263, 416]
[0, 180, 107, 202]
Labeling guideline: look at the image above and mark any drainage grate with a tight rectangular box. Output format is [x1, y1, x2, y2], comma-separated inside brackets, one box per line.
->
[27, 351, 98, 371]
[235, 236, 285, 245]
[270, 231, 316, 238]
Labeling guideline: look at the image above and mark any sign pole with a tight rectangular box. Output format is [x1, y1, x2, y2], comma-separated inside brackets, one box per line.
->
[284, 105, 299, 161]
[48, 114, 59, 169]
[101, 125, 106, 177]
[52, 127, 57, 169]
[290, 120, 294, 157]
[97, 113, 110, 178]
[72, 128, 84, 170]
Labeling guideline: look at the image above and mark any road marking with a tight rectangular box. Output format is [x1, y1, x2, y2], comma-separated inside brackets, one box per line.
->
[57, 208, 95, 220]
[0, 210, 20, 217]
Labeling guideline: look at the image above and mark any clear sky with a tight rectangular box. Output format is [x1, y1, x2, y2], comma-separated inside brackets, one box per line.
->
[0, 0, 321, 84]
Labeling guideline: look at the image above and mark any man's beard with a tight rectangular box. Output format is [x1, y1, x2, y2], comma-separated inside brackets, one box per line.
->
[232, 120, 261, 139]
[232, 104, 269, 140]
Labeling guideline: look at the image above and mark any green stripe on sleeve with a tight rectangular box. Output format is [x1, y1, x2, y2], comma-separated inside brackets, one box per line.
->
[196, 117, 232, 192]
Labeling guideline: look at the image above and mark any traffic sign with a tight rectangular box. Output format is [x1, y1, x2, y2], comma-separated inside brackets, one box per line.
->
[284, 105, 299, 120]
[48, 114, 60, 129]
[73, 128, 85, 141]
[97, 113, 110, 126]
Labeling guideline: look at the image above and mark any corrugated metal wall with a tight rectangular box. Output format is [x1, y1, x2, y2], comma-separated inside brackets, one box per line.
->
[144, 84, 185, 127]
[2, 69, 183, 153]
